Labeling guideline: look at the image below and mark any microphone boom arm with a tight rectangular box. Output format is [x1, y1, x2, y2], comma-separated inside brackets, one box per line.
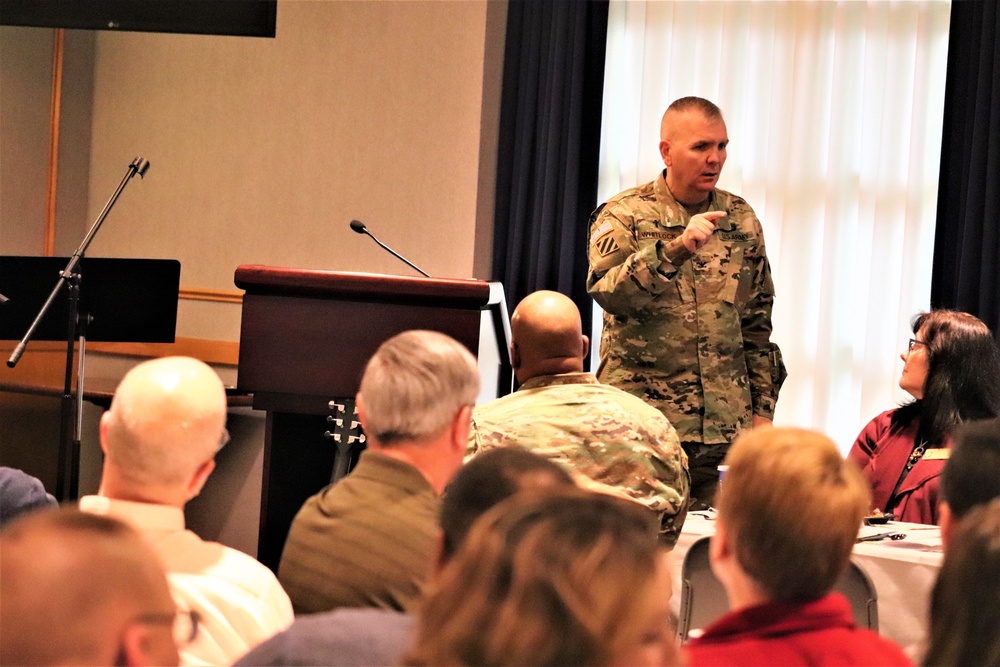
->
[350, 219, 430, 278]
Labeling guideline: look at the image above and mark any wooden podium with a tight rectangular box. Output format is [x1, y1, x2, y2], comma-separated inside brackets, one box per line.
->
[234, 265, 510, 570]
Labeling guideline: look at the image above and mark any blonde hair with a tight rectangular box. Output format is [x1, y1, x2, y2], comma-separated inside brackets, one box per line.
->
[717, 427, 870, 602]
[405, 489, 661, 666]
[359, 330, 479, 445]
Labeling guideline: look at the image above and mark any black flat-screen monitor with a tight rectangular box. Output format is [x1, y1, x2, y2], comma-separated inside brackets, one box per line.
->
[0, 0, 277, 38]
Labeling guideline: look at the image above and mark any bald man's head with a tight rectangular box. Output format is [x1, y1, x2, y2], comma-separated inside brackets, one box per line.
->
[510, 291, 589, 382]
[101, 356, 227, 493]
[0, 508, 179, 666]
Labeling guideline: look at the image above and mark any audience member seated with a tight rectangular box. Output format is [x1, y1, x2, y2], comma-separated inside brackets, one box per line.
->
[468, 290, 690, 546]
[237, 447, 574, 666]
[923, 497, 1000, 667]
[405, 488, 678, 667]
[685, 427, 911, 666]
[0, 466, 57, 527]
[848, 311, 1000, 524]
[279, 330, 479, 614]
[938, 417, 1000, 547]
[1, 507, 181, 666]
[79, 356, 293, 665]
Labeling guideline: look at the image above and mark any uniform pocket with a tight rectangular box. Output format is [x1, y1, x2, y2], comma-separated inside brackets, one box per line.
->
[717, 246, 744, 305]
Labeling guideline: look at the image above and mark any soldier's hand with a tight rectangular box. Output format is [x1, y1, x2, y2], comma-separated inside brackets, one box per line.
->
[681, 211, 726, 252]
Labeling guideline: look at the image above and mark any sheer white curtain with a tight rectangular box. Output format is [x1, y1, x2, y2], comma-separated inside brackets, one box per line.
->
[596, 0, 951, 451]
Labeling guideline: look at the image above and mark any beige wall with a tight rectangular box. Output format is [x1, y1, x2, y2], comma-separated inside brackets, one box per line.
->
[4, 0, 504, 337]
[0, 0, 507, 552]
[87, 0, 503, 341]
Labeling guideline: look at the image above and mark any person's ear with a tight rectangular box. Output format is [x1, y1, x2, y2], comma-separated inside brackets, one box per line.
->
[99, 412, 112, 455]
[581, 334, 590, 359]
[432, 529, 449, 575]
[510, 343, 521, 370]
[709, 520, 734, 581]
[451, 405, 472, 453]
[119, 621, 170, 667]
[659, 139, 671, 166]
[186, 458, 216, 501]
[710, 525, 728, 561]
[939, 502, 954, 551]
[356, 393, 368, 434]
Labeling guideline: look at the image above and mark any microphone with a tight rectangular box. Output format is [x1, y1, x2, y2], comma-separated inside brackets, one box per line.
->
[130, 157, 151, 178]
[349, 219, 430, 278]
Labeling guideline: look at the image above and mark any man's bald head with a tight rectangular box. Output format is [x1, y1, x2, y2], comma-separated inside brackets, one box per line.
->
[510, 291, 589, 382]
[0, 508, 179, 666]
[101, 356, 227, 492]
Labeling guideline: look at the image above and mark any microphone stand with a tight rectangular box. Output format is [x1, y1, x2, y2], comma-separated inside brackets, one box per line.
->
[7, 157, 150, 501]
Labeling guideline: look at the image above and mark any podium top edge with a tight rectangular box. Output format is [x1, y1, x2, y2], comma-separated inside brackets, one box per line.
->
[234, 265, 492, 305]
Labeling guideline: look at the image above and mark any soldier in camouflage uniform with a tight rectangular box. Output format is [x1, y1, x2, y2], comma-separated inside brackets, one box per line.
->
[468, 290, 690, 547]
[587, 97, 786, 510]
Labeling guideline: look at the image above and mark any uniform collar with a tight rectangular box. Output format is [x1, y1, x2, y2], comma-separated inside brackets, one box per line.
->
[654, 170, 733, 231]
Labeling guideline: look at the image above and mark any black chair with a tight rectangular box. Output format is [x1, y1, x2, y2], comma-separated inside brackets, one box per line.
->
[677, 536, 879, 641]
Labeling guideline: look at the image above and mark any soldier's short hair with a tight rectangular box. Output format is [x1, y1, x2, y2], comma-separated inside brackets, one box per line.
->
[716, 427, 869, 602]
[359, 330, 479, 446]
[666, 96, 724, 122]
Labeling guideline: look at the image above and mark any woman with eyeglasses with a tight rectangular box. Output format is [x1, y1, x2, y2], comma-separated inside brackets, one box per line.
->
[848, 311, 1000, 524]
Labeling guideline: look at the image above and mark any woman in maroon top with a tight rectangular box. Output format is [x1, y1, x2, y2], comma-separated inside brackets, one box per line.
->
[848, 311, 1000, 524]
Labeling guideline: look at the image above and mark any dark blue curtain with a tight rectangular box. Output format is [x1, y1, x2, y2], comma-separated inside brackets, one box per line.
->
[931, 0, 1000, 339]
[491, 0, 610, 368]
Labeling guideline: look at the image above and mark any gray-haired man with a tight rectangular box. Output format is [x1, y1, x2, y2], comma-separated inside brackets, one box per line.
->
[278, 330, 479, 614]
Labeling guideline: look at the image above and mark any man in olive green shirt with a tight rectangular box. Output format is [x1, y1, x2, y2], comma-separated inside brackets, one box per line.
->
[279, 331, 479, 614]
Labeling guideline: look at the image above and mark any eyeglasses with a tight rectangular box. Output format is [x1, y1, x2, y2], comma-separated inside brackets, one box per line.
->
[217, 429, 230, 452]
[133, 609, 201, 647]
[907, 338, 927, 352]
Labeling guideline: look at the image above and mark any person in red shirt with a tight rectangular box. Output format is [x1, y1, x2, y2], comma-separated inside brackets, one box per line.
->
[685, 427, 912, 666]
[848, 310, 1000, 524]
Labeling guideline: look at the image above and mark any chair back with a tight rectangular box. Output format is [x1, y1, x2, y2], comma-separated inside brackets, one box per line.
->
[677, 536, 728, 641]
[677, 536, 879, 641]
[837, 560, 879, 631]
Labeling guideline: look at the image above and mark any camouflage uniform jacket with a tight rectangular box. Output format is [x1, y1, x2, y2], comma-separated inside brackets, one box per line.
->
[587, 171, 786, 446]
[468, 372, 690, 546]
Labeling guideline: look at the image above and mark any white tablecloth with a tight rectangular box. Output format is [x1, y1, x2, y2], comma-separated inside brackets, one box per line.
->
[669, 513, 943, 660]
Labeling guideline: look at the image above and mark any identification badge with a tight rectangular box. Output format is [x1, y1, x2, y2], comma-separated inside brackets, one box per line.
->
[921, 448, 950, 461]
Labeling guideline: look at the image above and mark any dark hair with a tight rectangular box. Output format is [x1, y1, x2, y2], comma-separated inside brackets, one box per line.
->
[924, 498, 1000, 666]
[940, 418, 1000, 518]
[667, 96, 724, 121]
[908, 311, 1000, 446]
[439, 447, 574, 560]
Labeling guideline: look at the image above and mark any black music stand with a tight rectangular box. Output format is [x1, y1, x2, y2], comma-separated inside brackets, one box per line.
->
[0, 256, 181, 499]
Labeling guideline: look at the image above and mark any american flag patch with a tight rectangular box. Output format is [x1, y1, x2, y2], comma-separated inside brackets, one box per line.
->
[593, 221, 613, 237]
